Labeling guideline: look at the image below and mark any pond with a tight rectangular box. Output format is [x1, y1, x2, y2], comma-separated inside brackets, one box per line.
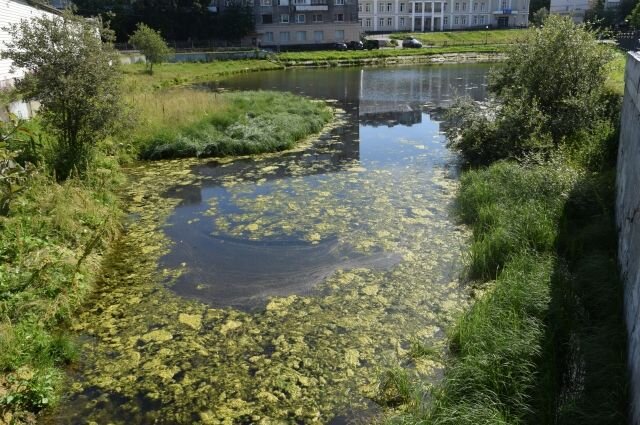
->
[50, 63, 490, 424]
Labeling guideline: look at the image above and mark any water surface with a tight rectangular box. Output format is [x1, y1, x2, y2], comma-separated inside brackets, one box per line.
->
[53, 64, 490, 424]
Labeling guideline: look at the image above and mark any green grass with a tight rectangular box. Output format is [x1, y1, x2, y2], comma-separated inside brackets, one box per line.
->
[122, 60, 283, 92]
[385, 136, 626, 424]
[275, 44, 505, 62]
[389, 29, 528, 46]
[137, 90, 333, 160]
[605, 50, 627, 96]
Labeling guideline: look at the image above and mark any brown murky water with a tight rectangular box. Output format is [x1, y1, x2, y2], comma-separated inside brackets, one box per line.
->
[50, 64, 490, 424]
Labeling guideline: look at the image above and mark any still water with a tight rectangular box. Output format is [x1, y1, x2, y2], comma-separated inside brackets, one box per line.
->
[53, 63, 490, 424]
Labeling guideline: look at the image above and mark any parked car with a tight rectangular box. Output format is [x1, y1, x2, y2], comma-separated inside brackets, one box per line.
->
[334, 42, 348, 51]
[347, 40, 364, 50]
[402, 37, 422, 48]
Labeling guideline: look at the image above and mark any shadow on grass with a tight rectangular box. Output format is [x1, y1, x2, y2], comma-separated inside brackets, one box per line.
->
[532, 172, 628, 425]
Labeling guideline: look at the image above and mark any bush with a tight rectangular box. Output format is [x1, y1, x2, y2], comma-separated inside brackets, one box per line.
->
[446, 16, 615, 166]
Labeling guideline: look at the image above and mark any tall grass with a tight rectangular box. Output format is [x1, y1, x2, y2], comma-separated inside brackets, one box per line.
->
[0, 151, 123, 417]
[384, 138, 627, 423]
[134, 90, 333, 160]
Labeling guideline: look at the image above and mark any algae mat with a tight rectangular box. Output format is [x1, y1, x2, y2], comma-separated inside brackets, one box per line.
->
[53, 109, 474, 424]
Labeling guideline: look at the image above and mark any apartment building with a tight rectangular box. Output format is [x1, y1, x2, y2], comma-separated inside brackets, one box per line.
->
[253, 0, 361, 47]
[549, 0, 592, 22]
[358, 0, 528, 32]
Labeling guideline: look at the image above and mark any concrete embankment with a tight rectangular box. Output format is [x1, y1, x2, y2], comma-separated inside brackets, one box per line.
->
[616, 50, 640, 425]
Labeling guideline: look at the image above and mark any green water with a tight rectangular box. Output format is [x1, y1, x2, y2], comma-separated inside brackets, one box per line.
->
[51, 64, 490, 424]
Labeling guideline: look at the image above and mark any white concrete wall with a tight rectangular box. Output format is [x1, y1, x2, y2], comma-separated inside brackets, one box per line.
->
[616, 50, 640, 425]
[0, 0, 58, 89]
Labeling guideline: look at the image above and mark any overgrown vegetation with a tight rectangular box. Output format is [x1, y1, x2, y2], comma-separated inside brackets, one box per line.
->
[381, 16, 628, 424]
[0, 110, 123, 423]
[135, 90, 332, 160]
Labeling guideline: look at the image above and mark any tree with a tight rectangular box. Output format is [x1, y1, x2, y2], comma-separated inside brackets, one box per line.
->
[532, 7, 549, 26]
[218, 4, 255, 41]
[1, 12, 124, 180]
[628, 1, 640, 27]
[447, 16, 615, 165]
[128, 23, 171, 73]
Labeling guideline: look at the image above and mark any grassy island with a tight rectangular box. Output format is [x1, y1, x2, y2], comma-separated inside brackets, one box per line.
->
[130, 90, 333, 160]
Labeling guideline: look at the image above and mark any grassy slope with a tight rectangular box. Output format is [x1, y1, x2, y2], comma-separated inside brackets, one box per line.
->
[276, 44, 505, 61]
[389, 29, 527, 46]
[383, 55, 628, 424]
[122, 60, 283, 92]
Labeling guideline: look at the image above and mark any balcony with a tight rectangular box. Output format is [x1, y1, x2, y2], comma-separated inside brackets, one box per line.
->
[493, 8, 515, 13]
[294, 0, 328, 10]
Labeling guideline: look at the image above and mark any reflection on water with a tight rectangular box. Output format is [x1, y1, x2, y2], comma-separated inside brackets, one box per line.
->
[164, 64, 488, 310]
[52, 64, 490, 425]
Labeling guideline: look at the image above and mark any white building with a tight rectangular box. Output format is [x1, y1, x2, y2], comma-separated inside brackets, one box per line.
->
[549, 0, 592, 22]
[358, 0, 529, 32]
[1, 0, 60, 89]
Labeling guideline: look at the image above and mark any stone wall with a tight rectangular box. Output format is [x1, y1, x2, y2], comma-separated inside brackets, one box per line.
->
[617, 50, 640, 425]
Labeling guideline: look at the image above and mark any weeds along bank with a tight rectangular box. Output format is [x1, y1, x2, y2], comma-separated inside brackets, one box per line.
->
[382, 17, 628, 424]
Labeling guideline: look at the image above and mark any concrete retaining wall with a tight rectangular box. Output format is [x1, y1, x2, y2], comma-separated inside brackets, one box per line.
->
[617, 50, 640, 425]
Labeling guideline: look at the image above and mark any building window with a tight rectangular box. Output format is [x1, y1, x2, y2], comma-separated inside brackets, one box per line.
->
[313, 14, 323, 21]
[415, 2, 422, 11]
[425, 2, 432, 12]
[358, 3, 362, 11]
[359, 18, 363, 25]
[473, 15, 477, 23]
[365, 3, 371, 11]
[314, 30, 324, 41]
[501, 0, 507, 8]
[400, 16, 405, 25]
[296, 30, 307, 41]
[335, 29, 345, 40]
[335, 13, 344, 20]
[280, 31, 290, 41]
[378, 2, 385, 11]
[454, 16, 459, 23]
[379, 17, 384, 26]
[261, 0, 272, 5]
[280, 14, 289, 23]
[296, 13, 305, 22]
[366, 17, 372, 26]
[479, 14, 485, 23]
[387, 17, 392, 25]
[265, 31, 274, 41]
[335, 0, 345, 4]
[480, 1, 485, 9]
[400, 2, 405, 11]
[462, 2, 466, 10]
[443, 16, 448, 24]
[462, 15, 466, 23]
[387, 2, 392, 11]
[443, 2, 447, 10]
[434, 2, 441, 12]
[278, 0, 289, 5]
[454, 2, 459, 10]
[473, 1, 477, 9]
[262, 14, 273, 23]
